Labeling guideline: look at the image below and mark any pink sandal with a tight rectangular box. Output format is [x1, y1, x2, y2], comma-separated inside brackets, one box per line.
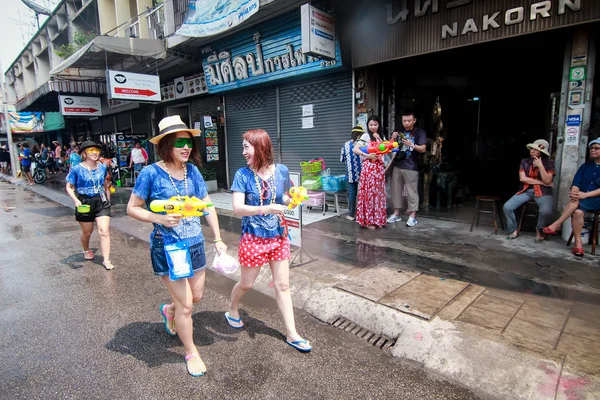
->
[160, 304, 176, 336]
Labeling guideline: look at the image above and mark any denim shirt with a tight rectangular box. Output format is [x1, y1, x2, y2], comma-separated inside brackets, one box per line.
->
[230, 165, 292, 238]
[133, 163, 208, 246]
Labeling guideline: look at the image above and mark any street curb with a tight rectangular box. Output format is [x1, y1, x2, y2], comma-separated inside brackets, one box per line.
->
[4, 175, 597, 400]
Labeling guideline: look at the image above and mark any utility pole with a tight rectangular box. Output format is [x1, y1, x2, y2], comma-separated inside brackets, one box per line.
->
[0, 58, 19, 179]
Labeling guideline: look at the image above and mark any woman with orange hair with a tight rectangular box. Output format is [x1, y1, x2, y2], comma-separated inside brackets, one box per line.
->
[226, 129, 311, 353]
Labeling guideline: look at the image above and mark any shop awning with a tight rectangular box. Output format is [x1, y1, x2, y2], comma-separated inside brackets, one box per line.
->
[49, 36, 167, 78]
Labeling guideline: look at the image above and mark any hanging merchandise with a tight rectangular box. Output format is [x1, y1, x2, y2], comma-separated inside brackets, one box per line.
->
[433, 96, 442, 122]
[203, 115, 219, 162]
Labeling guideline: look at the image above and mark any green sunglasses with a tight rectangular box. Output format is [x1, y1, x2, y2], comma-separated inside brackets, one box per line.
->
[173, 137, 194, 148]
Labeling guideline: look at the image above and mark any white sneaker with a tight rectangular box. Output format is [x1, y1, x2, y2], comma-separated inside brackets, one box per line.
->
[387, 214, 402, 223]
[406, 217, 418, 227]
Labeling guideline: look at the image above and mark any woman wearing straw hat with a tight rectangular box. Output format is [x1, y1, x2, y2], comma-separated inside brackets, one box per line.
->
[66, 141, 115, 269]
[127, 115, 227, 377]
[543, 138, 600, 256]
[502, 139, 555, 242]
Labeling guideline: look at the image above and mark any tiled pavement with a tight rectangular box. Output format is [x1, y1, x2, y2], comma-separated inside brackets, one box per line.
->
[297, 235, 600, 372]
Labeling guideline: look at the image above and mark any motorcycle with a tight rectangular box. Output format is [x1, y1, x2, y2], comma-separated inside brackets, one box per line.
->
[32, 153, 47, 184]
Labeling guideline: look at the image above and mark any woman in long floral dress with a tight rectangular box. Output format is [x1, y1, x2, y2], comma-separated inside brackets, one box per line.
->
[353, 116, 387, 229]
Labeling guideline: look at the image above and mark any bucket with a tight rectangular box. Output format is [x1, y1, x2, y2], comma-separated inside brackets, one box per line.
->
[77, 204, 91, 214]
[561, 215, 590, 242]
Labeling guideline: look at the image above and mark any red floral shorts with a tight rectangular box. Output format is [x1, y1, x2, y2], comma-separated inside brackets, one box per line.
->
[238, 233, 291, 267]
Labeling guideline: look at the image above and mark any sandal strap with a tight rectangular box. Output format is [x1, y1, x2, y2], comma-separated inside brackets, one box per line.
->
[185, 353, 200, 361]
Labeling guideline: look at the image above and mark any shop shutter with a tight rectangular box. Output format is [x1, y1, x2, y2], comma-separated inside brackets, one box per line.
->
[132, 109, 150, 135]
[279, 72, 352, 177]
[225, 88, 278, 186]
[91, 119, 102, 135]
[116, 112, 130, 131]
[101, 116, 115, 133]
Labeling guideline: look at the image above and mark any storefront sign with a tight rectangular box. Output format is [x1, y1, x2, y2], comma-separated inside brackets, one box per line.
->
[161, 74, 208, 102]
[176, 0, 259, 38]
[59, 95, 102, 116]
[301, 4, 336, 61]
[205, 116, 219, 162]
[567, 114, 582, 126]
[107, 70, 161, 102]
[285, 172, 302, 247]
[201, 11, 342, 93]
[350, 0, 596, 69]
[565, 126, 580, 146]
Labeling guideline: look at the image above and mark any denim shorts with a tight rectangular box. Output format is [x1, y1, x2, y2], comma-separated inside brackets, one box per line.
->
[150, 235, 207, 277]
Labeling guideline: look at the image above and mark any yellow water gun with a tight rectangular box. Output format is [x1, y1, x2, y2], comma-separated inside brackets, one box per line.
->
[150, 196, 213, 217]
[288, 186, 308, 209]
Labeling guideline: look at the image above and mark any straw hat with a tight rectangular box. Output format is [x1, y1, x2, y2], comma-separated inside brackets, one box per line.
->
[150, 115, 201, 145]
[526, 139, 550, 156]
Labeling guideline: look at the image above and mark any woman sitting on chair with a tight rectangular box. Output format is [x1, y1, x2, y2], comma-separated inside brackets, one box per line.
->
[543, 138, 600, 257]
[503, 139, 555, 242]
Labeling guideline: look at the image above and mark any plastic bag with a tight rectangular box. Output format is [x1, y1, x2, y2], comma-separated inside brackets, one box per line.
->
[213, 252, 239, 274]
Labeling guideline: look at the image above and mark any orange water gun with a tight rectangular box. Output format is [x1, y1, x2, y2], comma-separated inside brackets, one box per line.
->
[360, 141, 400, 155]
[150, 196, 212, 217]
[288, 186, 308, 209]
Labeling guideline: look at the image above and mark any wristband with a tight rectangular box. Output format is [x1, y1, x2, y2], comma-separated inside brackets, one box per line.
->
[213, 238, 223, 243]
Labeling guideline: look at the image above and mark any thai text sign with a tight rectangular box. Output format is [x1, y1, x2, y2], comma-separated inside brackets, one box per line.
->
[201, 11, 342, 93]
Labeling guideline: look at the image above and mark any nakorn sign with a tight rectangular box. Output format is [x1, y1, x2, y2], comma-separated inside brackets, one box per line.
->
[349, 0, 598, 68]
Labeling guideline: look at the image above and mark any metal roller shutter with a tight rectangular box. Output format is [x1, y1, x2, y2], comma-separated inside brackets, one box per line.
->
[116, 112, 130, 131]
[102, 116, 115, 133]
[279, 72, 352, 176]
[91, 119, 102, 135]
[225, 88, 278, 186]
[132, 109, 150, 135]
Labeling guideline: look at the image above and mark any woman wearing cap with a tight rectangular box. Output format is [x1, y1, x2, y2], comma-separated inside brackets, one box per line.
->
[543, 138, 600, 256]
[226, 129, 311, 353]
[503, 139, 555, 241]
[66, 141, 115, 269]
[127, 115, 227, 377]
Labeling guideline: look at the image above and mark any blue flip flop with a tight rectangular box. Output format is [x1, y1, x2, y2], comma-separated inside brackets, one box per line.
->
[160, 304, 176, 336]
[224, 312, 244, 329]
[286, 339, 312, 353]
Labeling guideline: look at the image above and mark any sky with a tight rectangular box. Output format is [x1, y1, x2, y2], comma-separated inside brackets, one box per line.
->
[0, 0, 59, 73]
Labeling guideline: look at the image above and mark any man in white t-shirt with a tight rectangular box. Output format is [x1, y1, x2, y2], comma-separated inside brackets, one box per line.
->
[129, 140, 148, 173]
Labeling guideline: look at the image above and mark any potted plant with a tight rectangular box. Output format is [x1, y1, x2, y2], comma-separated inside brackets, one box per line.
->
[199, 167, 218, 192]
[120, 169, 132, 187]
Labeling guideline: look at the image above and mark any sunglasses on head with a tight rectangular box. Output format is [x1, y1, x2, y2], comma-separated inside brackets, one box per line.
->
[173, 137, 194, 148]
[85, 148, 100, 154]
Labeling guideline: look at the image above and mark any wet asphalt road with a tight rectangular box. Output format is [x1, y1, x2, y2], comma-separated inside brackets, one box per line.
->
[0, 182, 479, 399]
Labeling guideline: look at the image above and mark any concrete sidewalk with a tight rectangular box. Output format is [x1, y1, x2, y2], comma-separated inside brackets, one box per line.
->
[4, 174, 600, 400]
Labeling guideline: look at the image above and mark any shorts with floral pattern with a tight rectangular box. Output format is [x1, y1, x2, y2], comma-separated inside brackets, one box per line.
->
[238, 233, 291, 267]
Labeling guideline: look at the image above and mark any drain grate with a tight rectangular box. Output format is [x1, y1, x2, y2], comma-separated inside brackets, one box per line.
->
[329, 316, 396, 351]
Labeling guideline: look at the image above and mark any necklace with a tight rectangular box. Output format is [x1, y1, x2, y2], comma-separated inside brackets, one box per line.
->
[81, 162, 101, 194]
[252, 165, 276, 208]
[162, 161, 188, 196]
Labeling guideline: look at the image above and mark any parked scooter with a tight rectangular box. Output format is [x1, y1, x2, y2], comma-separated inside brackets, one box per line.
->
[32, 153, 47, 184]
